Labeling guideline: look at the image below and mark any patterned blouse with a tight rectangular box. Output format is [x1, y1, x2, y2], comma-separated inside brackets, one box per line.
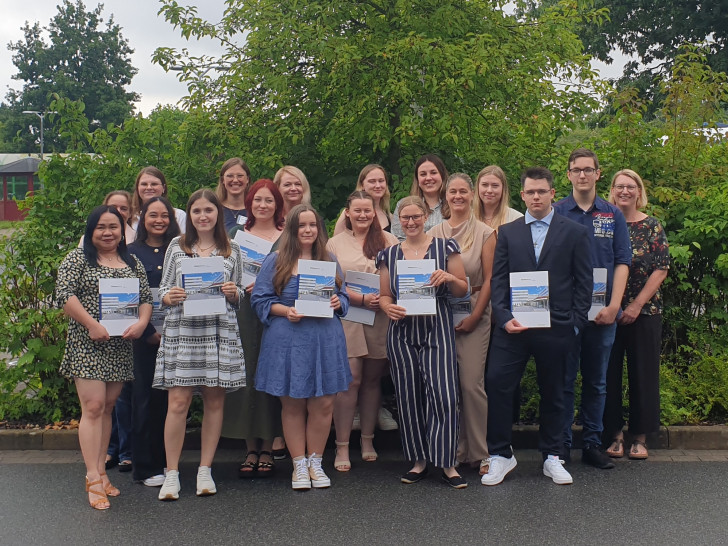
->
[623, 216, 670, 316]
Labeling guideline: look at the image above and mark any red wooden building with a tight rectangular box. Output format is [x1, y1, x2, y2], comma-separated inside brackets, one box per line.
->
[0, 157, 40, 221]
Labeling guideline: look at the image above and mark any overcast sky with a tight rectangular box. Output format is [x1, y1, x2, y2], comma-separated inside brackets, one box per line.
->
[0, 0, 228, 115]
[1, 1, 628, 116]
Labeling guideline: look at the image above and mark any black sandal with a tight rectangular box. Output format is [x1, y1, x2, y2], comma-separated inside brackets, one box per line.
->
[239, 451, 259, 478]
[257, 450, 275, 477]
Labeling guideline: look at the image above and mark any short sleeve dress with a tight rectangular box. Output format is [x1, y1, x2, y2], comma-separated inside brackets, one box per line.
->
[251, 252, 352, 399]
[55, 248, 153, 382]
[326, 229, 399, 360]
[152, 237, 246, 391]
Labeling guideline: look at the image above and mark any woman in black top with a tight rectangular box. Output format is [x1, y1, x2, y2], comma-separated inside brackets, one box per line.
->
[128, 197, 181, 486]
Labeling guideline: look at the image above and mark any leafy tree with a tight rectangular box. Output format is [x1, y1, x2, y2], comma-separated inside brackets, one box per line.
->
[2, 0, 138, 152]
[154, 0, 604, 217]
[526, 1, 728, 96]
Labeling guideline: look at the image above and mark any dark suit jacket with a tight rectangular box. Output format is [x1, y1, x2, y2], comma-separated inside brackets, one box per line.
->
[491, 211, 592, 332]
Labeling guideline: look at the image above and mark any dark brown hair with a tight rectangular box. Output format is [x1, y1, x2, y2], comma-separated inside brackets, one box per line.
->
[344, 190, 387, 260]
[180, 188, 232, 258]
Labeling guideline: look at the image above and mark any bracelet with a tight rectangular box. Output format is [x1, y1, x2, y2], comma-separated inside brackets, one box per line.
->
[361, 293, 365, 306]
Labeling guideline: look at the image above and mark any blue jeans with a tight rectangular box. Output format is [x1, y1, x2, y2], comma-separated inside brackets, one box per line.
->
[563, 322, 617, 449]
[107, 382, 133, 462]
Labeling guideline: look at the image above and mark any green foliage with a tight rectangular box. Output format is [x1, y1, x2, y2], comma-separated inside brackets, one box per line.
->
[2, 0, 138, 152]
[155, 0, 602, 218]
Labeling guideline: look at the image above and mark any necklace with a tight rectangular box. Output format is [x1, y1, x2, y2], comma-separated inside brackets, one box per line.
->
[403, 238, 430, 257]
[196, 242, 216, 253]
[98, 252, 119, 263]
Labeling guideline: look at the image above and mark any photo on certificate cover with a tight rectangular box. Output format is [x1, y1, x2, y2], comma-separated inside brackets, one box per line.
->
[182, 271, 224, 300]
[298, 273, 335, 302]
[511, 285, 549, 313]
[99, 291, 140, 321]
[398, 273, 436, 300]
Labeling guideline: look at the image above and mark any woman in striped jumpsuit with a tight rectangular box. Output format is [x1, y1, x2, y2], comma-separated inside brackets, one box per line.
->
[376, 196, 469, 488]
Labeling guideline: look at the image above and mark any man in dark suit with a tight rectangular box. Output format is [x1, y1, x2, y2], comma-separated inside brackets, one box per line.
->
[482, 167, 592, 486]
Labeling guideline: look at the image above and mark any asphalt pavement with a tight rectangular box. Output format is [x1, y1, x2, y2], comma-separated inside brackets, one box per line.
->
[1, 447, 727, 545]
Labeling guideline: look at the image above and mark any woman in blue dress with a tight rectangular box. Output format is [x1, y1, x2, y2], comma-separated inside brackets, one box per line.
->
[252, 204, 351, 490]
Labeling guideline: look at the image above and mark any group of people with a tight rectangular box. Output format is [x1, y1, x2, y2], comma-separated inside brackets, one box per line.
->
[55, 148, 669, 510]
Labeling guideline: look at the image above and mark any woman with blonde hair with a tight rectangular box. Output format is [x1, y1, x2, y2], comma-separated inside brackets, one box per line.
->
[216, 157, 252, 231]
[604, 169, 669, 460]
[378, 195, 469, 488]
[391, 154, 449, 241]
[429, 173, 496, 475]
[333, 164, 393, 234]
[273, 166, 312, 216]
[475, 165, 522, 230]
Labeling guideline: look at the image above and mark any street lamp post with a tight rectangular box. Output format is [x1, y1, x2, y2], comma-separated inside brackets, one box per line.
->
[22, 110, 57, 160]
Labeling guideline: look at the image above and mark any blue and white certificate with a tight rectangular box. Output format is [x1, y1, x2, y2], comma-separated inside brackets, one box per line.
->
[296, 259, 336, 318]
[180, 256, 226, 317]
[510, 271, 550, 328]
[396, 259, 436, 315]
[343, 270, 379, 326]
[234, 231, 274, 286]
[98, 278, 140, 336]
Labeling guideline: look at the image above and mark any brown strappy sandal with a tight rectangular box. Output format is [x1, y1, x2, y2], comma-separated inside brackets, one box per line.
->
[86, 476, 110, 510]
[629, 440, 649, 460]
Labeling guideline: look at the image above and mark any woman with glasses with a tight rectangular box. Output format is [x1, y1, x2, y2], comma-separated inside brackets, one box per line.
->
[377, 196, 468, 488]
[390, 155, 449, 241]
[603, 170, 669, 461]
[130, 166, 186, 234]
[216, 158, 252, 232]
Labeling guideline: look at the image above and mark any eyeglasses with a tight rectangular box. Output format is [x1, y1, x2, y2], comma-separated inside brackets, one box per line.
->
[614, 184, 639, 192]
[568, 168, 597, 176]
[522, 189, 551, 196]
[399, 214, 424, 223]
[224, 174, 248, 181]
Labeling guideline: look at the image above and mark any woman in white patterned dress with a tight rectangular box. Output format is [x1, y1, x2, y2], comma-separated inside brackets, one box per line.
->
[153, 188, 246, 501]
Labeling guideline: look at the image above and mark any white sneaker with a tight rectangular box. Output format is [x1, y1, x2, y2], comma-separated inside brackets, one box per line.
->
[377, 407, 399, 430]
[292, 456, 311, 490]
[158, 470, 180, 500]
[308, 453, 331, 488]
[143, 474, 166, 487]
[543, 455, 573, 485]
[351, 411, 361, 431]
[480, 455, 517, 486]
[196, 466, 217, 496]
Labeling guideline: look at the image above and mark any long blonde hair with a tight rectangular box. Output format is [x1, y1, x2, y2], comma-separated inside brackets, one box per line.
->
[445, 173, 477, 253]
[273, 204, 342, 295]
[356, 164, 391, 220]
[215, 157, 251, 203]
[475, 165, 512, 230]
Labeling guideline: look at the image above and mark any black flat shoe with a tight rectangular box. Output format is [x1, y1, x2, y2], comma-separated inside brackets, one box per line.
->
[271, 448, 289, 460]
[118, 460, 133, 473]
[400, 467, 428, 484]
[105, 456, 119, 470]
[441, 472, 468, 489]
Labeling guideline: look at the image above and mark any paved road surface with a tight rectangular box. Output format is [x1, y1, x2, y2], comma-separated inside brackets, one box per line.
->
[1, 448, 726, 545]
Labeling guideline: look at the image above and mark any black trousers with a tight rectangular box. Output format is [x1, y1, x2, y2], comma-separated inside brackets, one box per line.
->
[486, 325, 575, 458]
[131, 340, 168, 482]
[603, 314, 662, 440]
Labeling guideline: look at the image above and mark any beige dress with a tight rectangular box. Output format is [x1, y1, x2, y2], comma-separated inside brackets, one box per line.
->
[429, 219, 495, 463]
[327, 229, 399, 360]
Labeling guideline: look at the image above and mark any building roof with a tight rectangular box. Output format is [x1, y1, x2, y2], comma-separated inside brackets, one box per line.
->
[0, 157, 41, 174]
